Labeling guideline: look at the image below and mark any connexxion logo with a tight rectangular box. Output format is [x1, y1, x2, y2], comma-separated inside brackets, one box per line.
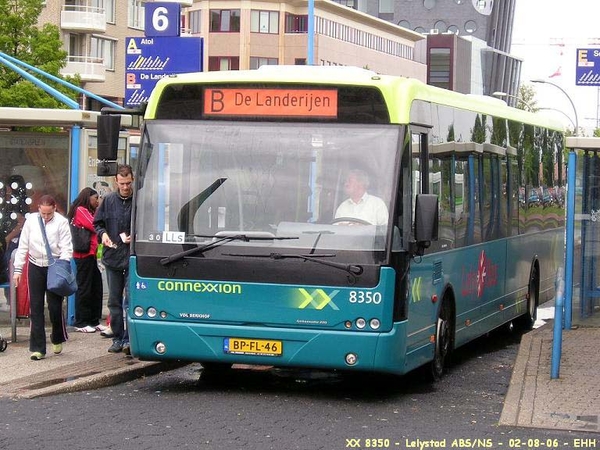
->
[157, 280, 242, 294]
[297, 288, 340, 310]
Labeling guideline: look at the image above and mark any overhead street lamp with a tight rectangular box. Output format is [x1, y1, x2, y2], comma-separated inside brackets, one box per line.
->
[530, 79, 579, 136]
[491, 91, 534, 111]
[538, 107, 577, 133]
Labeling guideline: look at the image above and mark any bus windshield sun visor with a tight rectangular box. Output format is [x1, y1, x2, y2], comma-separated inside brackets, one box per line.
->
[159, 235, 298, 266]
[223, 252, 364, 278]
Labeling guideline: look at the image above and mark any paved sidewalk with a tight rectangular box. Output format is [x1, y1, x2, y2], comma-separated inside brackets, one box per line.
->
[0, 320, 185, 399]
[500, 323, 600, 433]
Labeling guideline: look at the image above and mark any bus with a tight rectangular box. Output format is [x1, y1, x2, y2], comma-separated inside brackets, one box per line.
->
[98, 66, 565, 379]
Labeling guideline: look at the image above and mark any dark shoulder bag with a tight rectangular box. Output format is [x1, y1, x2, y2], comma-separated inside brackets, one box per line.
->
[70, 222, 92, 253]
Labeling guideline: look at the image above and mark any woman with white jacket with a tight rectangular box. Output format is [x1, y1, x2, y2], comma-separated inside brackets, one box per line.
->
[13, 195, 73, 360]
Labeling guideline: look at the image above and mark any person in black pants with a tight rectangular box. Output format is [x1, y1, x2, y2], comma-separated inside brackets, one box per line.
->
[68, 187, 104, 333]
[94, 165, 133, 354]
[13, 195, 72, 360]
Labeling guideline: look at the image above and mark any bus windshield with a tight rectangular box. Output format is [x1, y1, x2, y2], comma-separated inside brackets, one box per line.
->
[135, 120, 400, 261]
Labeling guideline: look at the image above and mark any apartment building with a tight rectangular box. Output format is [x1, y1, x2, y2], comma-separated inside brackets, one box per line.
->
[37, 0, 427, 108]
[38, 0, 146, 109]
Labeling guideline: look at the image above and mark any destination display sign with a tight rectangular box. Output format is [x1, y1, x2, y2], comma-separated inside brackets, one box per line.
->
[203, 88, 338, 117]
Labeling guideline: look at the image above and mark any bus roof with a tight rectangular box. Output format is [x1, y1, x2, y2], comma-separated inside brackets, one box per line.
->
[146, 66, 564, 132]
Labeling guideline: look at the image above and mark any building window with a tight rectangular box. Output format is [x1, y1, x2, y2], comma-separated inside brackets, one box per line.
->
[91, 36, 115, 70]
[208, 56, 240, 71]
[128, 0, 144, 30]
[210, 10, 241, 32]
[285, 14, 307, 33]
[93, 0, 115, 24]
[433, 20, 447, 32]
[378, 0, 394, 14]
[250, 57, 278, 69]
[465, 20, 477, 33]
[428, 48, 450, 89]
[189, 9, 201, 34]
[295, 58, 306, 65]
[251, 11, 279, 34]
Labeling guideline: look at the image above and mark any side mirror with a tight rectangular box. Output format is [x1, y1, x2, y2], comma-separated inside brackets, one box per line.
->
[97, 115, 121, 176]
[413, 194, 439, 256]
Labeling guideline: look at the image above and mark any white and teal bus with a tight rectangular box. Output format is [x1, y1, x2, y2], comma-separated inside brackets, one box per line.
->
[98, 66, 564, 379]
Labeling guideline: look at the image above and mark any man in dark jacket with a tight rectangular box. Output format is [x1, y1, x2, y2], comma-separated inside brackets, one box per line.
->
[94, 164, 133, 354]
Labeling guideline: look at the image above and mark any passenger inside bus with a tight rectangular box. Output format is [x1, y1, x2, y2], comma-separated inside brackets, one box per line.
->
[334, 169, 388, 226]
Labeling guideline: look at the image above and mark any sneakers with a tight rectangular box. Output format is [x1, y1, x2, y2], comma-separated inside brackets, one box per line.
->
[75, 325, 96, 333]
[122, 343, 131, 356]
[100, 327, 114, 338]
[95, 324, 108, 332]
[108, 341, 123, 353]
[52, 343, 63, 354]
[30, 352, 45, 360]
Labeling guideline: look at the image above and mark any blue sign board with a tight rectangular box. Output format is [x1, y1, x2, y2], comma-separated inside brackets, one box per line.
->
[576, 48, 600, 86]
[145, 2, 181, 37]
[125, 36, 203, 107]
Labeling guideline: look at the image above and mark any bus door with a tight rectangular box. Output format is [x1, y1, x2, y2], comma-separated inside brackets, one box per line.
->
[406, 127, 441, 358]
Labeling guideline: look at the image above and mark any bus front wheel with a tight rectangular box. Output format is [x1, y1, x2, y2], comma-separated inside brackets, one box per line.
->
[430, 300, 453, 381]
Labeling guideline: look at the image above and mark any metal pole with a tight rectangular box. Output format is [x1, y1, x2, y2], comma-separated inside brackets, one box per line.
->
[531, 79, 579, 136]
[0, 52, 123, 110]
[307, 0, 314, 65]
[0, 54, 79, 109]
[538, 108, 576, 132]
[564, 150, 576, 329]
[551, 270, 564, 379]
[491, 91, 534, 111]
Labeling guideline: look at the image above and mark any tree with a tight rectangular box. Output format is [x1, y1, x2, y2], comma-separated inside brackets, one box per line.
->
[518, 84, 538, 111]
[0, 0, 79, 108]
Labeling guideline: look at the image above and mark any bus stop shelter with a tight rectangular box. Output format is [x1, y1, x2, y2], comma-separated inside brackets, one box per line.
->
[0, 107, 101, 342]
[564, 136, 600, 328]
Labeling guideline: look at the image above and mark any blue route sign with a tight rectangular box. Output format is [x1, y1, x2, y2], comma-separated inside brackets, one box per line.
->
[145, 2, 181, 37]
[576, 48, 600, 86]
[124, 36, 203, 107]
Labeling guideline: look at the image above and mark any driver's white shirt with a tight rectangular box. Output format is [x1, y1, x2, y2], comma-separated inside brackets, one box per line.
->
[335, 193, 388, 226]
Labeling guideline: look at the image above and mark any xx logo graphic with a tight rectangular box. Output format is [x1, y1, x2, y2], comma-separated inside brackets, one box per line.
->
[297, 288, 340, 310]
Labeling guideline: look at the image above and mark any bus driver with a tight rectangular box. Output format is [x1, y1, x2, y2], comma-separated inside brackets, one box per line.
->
[334, 169, 388, 226]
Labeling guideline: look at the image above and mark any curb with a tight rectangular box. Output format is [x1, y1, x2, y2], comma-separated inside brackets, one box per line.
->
[0, 355, 187, 399]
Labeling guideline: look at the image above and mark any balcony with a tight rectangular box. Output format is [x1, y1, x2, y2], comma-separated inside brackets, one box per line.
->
[61, 5, 106, 33]
[61, 56, 106, 82]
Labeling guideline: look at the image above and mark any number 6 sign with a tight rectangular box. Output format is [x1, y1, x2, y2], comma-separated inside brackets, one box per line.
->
[144, 2, 181, 37]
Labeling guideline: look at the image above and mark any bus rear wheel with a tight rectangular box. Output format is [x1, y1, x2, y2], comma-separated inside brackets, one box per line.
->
[516, 265, 539, 331]
[430, 300, 453, 381]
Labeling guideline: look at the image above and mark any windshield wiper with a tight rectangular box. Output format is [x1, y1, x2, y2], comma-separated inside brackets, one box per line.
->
[223, 252, 364, 277]
[160, 235, 297, 266]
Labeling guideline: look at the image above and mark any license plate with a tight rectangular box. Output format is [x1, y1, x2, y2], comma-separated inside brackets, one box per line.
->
[224, 338, 282, 356]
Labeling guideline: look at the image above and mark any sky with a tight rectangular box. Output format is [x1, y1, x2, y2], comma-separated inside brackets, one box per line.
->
[511, 0, 600, 134]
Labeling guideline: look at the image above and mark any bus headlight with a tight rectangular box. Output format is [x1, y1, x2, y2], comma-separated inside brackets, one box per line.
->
[356, 318, 366, 329]
[133, 306, 144, 317]
[147, 307, 158, 318]
[369, 318, 381, 330]
[155, 342, 166, 354]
